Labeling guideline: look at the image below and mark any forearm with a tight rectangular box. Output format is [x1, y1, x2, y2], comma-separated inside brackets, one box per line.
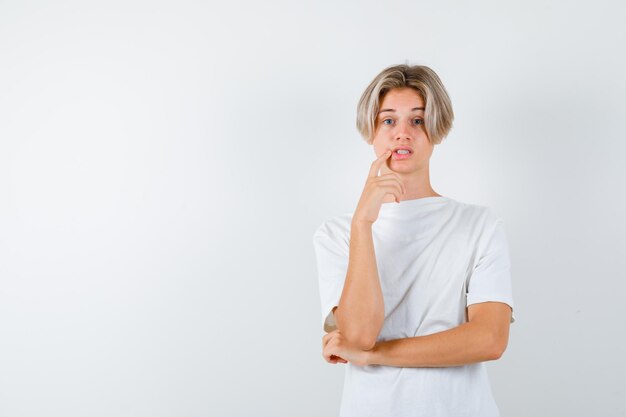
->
[366, 321, 500, 368]
[335, 220, 385, 349]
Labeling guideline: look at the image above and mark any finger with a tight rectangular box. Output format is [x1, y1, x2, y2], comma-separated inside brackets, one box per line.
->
[322, 330, 338, 349]
[368, 149, 393, 178]
[322, 331, 334, 345]
[330, 355, 348, 363]
[389, 188, 403, 204]
[323, 341, 348, 364]
[373, 178, 405, 199]
[323, 344, 334, 362]
[379, 173, 406, 194]
[378, 178, 405, 195]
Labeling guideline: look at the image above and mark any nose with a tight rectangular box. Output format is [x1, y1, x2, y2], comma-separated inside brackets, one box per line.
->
[394, 121, 413, 142]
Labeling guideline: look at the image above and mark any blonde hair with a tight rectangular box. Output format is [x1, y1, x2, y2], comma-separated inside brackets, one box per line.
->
[356, 64, 454, 145]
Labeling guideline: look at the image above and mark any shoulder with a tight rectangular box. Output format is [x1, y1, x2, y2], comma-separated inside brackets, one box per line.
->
[447, 199, 505, 240]
[450, 198, 502, 223]
[313, 212, 353, 242]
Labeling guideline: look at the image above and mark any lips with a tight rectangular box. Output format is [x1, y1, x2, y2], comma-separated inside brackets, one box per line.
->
[391, 146, 413, 160]
[392, 146, 413, 154]
[392, 152, 412, 160]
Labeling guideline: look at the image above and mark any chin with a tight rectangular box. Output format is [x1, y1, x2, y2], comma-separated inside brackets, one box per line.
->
[391, 163, 420, 174]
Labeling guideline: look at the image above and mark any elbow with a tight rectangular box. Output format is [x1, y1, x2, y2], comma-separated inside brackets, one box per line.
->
[489, 346, 505, 361]
[348, 333, 377, 351]
[341, 326, 378, 351]
[335, 309, 382, 351]
[339, 323, 380, 351]
[486, 333, 508, 360]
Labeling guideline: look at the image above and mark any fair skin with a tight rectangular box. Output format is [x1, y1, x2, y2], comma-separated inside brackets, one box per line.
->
[322, 87, 512, 367]
[371, 87, 441, 202]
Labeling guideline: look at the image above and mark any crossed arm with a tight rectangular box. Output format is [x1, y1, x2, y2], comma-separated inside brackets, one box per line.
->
[322, 301, 512, 367]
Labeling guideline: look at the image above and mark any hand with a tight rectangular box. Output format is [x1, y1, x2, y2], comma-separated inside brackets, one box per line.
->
[322, 329, 372, 367]
[352, 149, 406, 225]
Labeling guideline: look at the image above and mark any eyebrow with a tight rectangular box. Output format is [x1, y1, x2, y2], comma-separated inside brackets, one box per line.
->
[378, 107, 425, 114]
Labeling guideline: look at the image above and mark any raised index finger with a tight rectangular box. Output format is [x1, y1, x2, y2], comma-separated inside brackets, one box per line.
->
[368, 149, 393, 178]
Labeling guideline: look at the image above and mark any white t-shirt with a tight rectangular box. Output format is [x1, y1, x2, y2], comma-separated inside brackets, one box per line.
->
[313, 196, 515, 417]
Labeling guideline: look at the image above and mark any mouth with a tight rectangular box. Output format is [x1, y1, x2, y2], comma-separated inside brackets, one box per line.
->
[392, 147, 413, 160]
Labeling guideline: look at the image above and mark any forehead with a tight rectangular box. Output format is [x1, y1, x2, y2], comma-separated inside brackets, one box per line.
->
[379, 87, 424, 109]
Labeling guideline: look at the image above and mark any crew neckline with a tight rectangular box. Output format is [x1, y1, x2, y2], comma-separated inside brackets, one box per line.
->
[379, 195, 450, 210]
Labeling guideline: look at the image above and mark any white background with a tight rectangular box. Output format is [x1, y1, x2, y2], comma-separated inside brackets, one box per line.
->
[1, 1, 625, 416]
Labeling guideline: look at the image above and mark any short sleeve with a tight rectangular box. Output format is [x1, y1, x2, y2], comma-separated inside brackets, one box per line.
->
[466, 217, 516, 323]
[312, 223, 349, 333]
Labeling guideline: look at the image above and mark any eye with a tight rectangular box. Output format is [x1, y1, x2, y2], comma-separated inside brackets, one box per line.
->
[413, 118, 424, 125]
[382, 118, 393, 125]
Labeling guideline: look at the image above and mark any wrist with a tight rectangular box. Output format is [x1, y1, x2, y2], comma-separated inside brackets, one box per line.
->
[351, 218, 373, 230]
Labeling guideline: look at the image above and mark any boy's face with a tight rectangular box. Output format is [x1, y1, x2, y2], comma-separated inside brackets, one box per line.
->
[371, 87, 434, 175]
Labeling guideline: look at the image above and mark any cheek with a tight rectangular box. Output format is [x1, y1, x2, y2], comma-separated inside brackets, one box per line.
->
[372, 142, 384, 156]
